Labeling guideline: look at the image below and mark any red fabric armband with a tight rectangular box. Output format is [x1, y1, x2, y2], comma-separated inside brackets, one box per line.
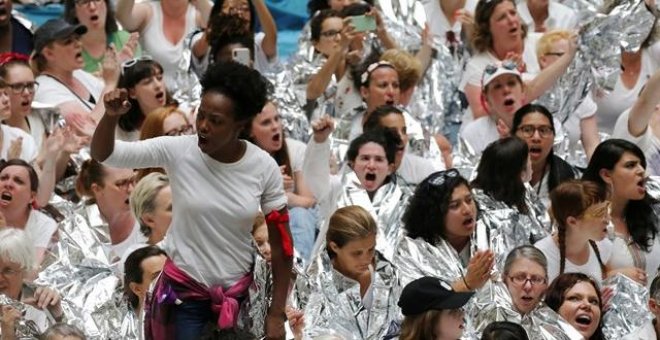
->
[266, 210, 294, 257]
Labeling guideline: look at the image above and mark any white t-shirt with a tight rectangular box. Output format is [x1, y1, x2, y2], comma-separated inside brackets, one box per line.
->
[421, 0, 477, 45]
[104, 136, 287, 287]
[398, 152, 443, 186]
[34, 70, 104, 112]
[608, 233, 660, 289]
[534, 235, 612, 285]
[24, 209, 58, 249]
[26, 111, 46, 150]
[460, 116, 500, 154]
[286, 137, 306, 173]
[111, 221, 148, 263]
[1, 124, 38, 162]
[140, 1, 197, 90]
[563, 94, 597, 148]
[594, 48, 660, 134]
[517, 1, 578, 31]
[612, 109, 660, 176]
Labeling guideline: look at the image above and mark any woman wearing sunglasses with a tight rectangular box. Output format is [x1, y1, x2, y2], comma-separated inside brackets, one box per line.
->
[115, 57, 176, 141]
[395, 169, 495, 292]
[63, 0, 141, 75]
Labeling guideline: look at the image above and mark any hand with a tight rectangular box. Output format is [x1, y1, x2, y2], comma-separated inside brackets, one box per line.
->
[61, 127, 89, 153]
[339, 19, 357, 51]
[455, 9, 474, 27]
[281, 166, 295, 193]
[102, 44, 121, 86]
[0, 305, 21, 327]
[367, 7, 385, 32]
[7, 137, 22, 160]
[612, 267, 648, 285]
[24, 286, 63, 319]
[346, 49, 363, 66]
[264, 311, 286, 340]
[117, 32, 140, 63]
[600, 286, 614, 311]
[312, 116, 335, 143]
[286, 306, 304, 340]
[44, 128, 66, 155]
[504, 52, 525, 73]
[66, 112, 97, 137]
[421, 23, 432, 48]
[496, 118, 511, 139]
[464, 250, 495, 290]
[104, 88, 131, 117]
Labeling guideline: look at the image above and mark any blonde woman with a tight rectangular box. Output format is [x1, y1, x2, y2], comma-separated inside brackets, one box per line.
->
[130, 173, 171, 245]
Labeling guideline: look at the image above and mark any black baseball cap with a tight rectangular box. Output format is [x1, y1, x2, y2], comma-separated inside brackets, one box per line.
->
[398, 277, 475, 316]
[34, 19, 87, 54]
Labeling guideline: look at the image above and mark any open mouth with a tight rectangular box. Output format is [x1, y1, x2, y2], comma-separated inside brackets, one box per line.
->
[124, 198, 130, 205]
[365, 173, 376, 182]
[75, 52, 83, 60]
[509, 26, 518, 34]
[521, 296, 534, 303]
[198, 134, 208, 147]
[503, 98, 515, 107]
[90, 15, 99, 22]
[0, 192, 12, 202]
[529, 146, 542, 156]
[575, 314, 592, 326]
[385, 99, 395, 105]
[272, 133, 281, 142]
[0, 8, 8, 16]
[463, 217, 474, 228]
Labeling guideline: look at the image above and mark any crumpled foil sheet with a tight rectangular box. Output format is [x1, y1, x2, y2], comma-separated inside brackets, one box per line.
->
[646, 175, 660, 200]
[263, 64, 312, 142]
[31, 102, 66, 135]
[171, 48, 202, 111]
[294, 250, 401, 339]
[34, 200, 129, 339]
[394, 236, 468, 288]
[237, 254, 271, 338]
[602, 274, 654, 339]
[537, 0, 655, 125]
[472, 187, 551, 273]
[0, 294, 46, 339]
[468, 281, 583, 340]
[335, 172, 408, 262]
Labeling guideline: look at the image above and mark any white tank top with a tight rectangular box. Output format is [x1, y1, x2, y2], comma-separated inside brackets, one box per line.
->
[139, 1, 197, 89]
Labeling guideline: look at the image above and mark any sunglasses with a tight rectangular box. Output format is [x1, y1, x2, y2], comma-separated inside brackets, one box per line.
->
[483, 60, 518, 77]
[426, 169, 460, 187]
[121, 55, 154, 74]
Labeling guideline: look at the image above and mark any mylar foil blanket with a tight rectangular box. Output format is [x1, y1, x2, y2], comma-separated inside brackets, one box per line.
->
[294, 251, 401, 339]
[0, 293, 48, 339]
[394, 236, 469, 288]
[263, 63, 312, 143]
[602, 274, 654, 339]
[471, 187, 551, 273]
[237, 254, 271, 338]
[468, 281, 582, 340]
[35, 200, 129, 339]
[537, 0, 655, 125]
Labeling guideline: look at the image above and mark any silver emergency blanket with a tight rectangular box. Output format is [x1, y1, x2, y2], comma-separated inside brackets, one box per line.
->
[172, 47, 202, 110]
[468, 281, 583, 340]
[295, 251, 401, 339]
[35, 199, 130, 339]
[472, 187, 551, 272]
[263, 65, 312, 142]
[238, 254, 271, 338]
[646, 175, 660, 200]
[537, 0, 655, 125]
[602, 274, 654, 339]
[394, 236, 469, 288]
[334, 172, 408, 262]
[0, 293, 49, 339]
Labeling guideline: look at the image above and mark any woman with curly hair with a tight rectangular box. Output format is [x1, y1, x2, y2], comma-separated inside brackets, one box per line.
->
[90, 62, 292, 339]
[396, 169, 494, 291]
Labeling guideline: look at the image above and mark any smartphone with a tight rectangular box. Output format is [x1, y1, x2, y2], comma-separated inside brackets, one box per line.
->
[350, 15, 377, 32]
[232, 47, 251, 67]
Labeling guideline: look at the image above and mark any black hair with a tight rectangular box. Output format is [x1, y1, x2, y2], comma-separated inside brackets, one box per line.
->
[363, 105, 404, 132]
[480, 321, 529, 340]
[208, 15, 256, 65]
[117, 59, 173, 132]
[340, 1, 372, 17]
[346, 128, 401, 165]
[511, 104, 567, 192]
[63, 0, 119, 35]
[350, 51, 385, 92]
[545, 273, 606, 340]
[123, 246, 167, 310]
[209, 0, 257, 33]
[472, 137, 529, 213]
[201, 62, 269, 122]
[582, 139, 659, 252]
[307, 0, 375, 17]
[0, 159, 39, 192]
[310, 9, 341, 42]
[403, 170, 471, 245]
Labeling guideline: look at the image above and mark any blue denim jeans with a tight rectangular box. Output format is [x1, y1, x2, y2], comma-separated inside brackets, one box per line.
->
[289, 206, 319, 261]
[174, 299, 213, 339]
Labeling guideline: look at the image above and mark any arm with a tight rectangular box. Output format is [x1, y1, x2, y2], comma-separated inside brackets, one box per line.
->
[0, 305, 19, 340]
[265, 207, 294, 339]
[253, 0, 278, 59]
[192, 0, 213, 28]
[524, 34, 578, 101]
[451, 250, 494, 292]
[191, 30, 210, 59]
[302, 117, 334, 201]
[627, 69, 660, 136]
[373, 9, 397, 50]
[287, 171, 316, 208]
[579, 115, 599, 160]
[306, 23, 353, 101]
[115, 0, 150, 32]
[90, 89, 130, 161]
[415, 24, 433, 74]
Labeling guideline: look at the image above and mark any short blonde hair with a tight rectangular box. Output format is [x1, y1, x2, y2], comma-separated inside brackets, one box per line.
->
[0, 228, 37, 271]
[326, 205, 377, 257]
[380, 49, 422, 91]
[129, 173, 170, 237]
[536, 30, 572, 59]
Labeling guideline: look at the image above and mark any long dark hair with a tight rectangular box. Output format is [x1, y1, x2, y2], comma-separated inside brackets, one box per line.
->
[403, 170, 471, 245]
[209, 0, 257, 33]
[545, 273, 606, 340]
[240, 102, 293, 177]
[512, 104, 567, 193]
[582, 139, 659, 252]
[472, 137, 529, 213]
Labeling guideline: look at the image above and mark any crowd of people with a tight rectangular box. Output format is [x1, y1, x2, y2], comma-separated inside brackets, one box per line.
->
[0, 0, 658, 338]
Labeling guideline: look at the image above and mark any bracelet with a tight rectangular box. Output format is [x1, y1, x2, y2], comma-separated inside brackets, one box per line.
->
[462, 276, 472, 290]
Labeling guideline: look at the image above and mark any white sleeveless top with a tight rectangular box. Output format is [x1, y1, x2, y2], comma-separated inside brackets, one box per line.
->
[139, 1, 197, 89]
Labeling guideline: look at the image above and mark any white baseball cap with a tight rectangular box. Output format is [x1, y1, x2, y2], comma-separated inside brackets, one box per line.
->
[481, 60, 522, 89]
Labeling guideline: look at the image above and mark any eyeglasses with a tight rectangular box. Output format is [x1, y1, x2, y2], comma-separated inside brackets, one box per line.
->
[121, 55, 154, 74]
[544, 52, 565, 57]
[483, 60, 518, 77]
[508, 274, 547, 286]
[516, 125, 554, 138]
[7, 81, 38, 94]
[320, 29, 341, 38]
[74, 0, 102, 5]
[427, 168, 460, 187]
[360, 61, 394, 85]
[0, 267, 21, 277]
[165, 124, 194, 137]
